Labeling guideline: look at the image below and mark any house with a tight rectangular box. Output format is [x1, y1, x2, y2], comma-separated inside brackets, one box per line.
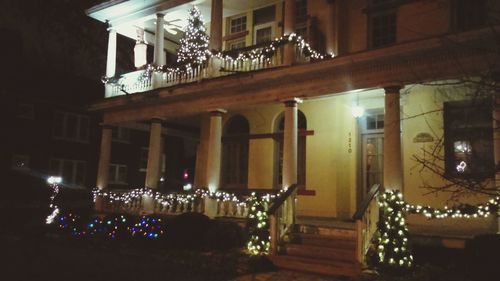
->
[86, 0, 500, 275]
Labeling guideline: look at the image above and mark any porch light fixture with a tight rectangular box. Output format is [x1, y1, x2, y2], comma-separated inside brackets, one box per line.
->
[352, 94, 365, 118]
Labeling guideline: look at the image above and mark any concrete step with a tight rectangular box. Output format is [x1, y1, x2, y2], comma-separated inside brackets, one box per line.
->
[297, 224, 357, 239]
[269, 255, 360, 278]
[297, 233, 356, 249]
[285, 244, 356, 262]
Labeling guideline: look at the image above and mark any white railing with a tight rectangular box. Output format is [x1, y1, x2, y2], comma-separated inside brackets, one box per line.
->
[99, 190, 249, 219]
[353, 184, 381, 265]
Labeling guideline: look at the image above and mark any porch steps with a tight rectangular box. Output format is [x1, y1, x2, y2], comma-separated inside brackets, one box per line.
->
[269, 224, 361, 278]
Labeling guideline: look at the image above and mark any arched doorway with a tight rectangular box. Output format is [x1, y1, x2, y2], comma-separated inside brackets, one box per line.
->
[222, 115, 250, 189]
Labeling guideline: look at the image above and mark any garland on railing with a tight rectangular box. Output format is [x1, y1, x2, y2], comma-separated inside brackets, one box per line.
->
[102, 33, 334, 87]
[374, 190, 500, 270]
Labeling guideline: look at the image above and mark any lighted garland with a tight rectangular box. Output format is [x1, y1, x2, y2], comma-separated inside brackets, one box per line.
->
[104, 30, 334, 88]
[246, 192, 271, 255]
[374, 190, 500, 270]
[374, 190, 413, 270]
[405, 196, 500, 219]
[45, 178, 61, 224]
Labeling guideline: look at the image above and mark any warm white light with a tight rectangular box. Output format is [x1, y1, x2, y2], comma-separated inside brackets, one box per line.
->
[183, 183, 192, 191]
[47, 176, 62, 185]
[352, 105, 365, 118]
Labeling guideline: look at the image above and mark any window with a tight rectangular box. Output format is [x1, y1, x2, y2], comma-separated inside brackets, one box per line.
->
[453, 0, 487, 31]
[50, 159, 86, 186]
[16, 103, 34, 119]
[369, 11, 396, 48]
[109, 164, 127, 184]
[230, 15, 247, 34]
[253, 5, 275, 26]
[366, 113, 385, 130]
[444, 100, 494, 178]
[296, 0, 308, 23]
[112, 127, 131, 142]
[228, 39, 245, 50]
[254, 24, 273, 44]
[54, 111, 90, 142]
[276, 111, 307, 187]
[222, 115, 250, 189]
[12, 154, 30, 170]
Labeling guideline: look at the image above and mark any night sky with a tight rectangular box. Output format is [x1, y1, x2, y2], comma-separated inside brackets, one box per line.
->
[0, 0, 135, 103]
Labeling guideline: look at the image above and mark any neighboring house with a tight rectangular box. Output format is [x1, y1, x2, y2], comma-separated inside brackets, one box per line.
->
[86, 0, 500, 275]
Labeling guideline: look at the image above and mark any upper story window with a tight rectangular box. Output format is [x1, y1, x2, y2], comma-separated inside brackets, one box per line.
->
[53, 111, 90, 142]
[16, 103, 34, 119]
[50, 158, 86, 186]
[112, 127, 131, 142]
[252, 5, 276, 45]
[255, 25, 273, 44]
[230, 15, 247, 34]
[369, 11, 397, 48]
[296, 0, 308, 23]
[453, 0, 487, 32]
[444, 100, 494, 178]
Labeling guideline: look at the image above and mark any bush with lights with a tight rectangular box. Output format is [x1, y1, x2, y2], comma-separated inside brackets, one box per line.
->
[374, 190, 414, 271]
[246, 193, 270, 255]
[176, 6, 211, 67]
[128, 216, 165, 239]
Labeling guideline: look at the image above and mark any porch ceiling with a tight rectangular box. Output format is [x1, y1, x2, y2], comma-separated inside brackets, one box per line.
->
[86, 0, 281, 47]
[90, 27, 499, 124]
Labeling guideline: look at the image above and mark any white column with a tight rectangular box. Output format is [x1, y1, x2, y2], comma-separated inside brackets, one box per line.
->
[282, 100, 298, 188]
[209, 0, 223, 51]
[134, 28, 147, 69]
[106, 28, 117, 77]
[206, 110, 225, 192]
[154, 13, 165, 66]
[145, 119, 163, 188]
[96, 125, 112, 211]
[96, 125, 113, 189]
[283, 0, 296, 65]
[383, 86, 403, 190]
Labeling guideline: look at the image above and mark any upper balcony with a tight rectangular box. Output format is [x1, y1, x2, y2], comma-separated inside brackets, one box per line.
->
[86, 0, 335, 98]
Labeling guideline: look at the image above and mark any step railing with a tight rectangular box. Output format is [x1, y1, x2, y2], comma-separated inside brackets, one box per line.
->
[352, 184, 382, 265]
[267, 184, 299, 255]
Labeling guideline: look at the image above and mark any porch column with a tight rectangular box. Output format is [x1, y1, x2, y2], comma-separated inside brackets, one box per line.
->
[145, 119, 163, 188]
[134, 28, 147, 69]
[283, 0, 296, 65]
[106, 27, 117, 77]
[209, 0, 223, 51]
[383, 86, 403, 190]
[96, 125, 112, 211]
[206, 109, 225, 192]
[154, 13, 165, 66]
[282, 99, 298, 188]
[325, 0, 336, 56]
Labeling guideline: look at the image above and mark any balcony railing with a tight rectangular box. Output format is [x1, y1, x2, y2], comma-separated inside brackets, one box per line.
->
[104, 34, 330, 98]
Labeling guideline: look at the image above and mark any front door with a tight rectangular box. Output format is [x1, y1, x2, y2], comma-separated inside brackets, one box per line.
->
[362, 134, 384, 198]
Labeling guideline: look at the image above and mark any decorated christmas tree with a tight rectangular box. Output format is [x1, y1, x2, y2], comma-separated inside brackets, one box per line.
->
[374, 190, 413, 271]
[177, 6, 211, 67]
[246, 193, 270, 255]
